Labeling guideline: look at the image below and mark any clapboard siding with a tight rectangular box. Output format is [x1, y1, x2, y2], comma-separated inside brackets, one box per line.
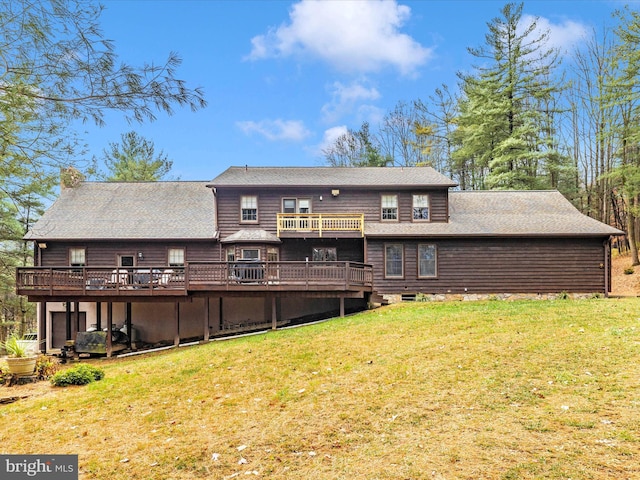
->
[216, 187, 450, 238]
[367, 237, 608, 294]
[40, 241, 217, 267]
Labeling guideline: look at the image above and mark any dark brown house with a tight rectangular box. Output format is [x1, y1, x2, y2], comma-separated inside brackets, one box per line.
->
[17, 166, 623, 355]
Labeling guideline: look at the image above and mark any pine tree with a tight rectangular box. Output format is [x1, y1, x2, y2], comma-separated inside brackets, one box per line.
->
[453, 3, 570, 191]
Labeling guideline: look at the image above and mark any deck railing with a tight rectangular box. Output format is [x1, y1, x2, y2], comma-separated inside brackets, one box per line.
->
[277, 213, 364, 237]
[16, 261, 373, 296]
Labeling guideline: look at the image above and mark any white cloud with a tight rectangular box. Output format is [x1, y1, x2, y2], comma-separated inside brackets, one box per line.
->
[321, 80, 381, 123]
[236, 119, 311, 142]
[309, 125, 349, 158]
[520, 14, 589, 55]
[246, 0, 432, 76]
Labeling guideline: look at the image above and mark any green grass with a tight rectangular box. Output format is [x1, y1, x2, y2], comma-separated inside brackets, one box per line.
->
[1, 298, 640, 479]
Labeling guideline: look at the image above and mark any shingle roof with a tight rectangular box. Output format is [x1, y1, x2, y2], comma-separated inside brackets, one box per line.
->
[210, 166, 458, 188]
[221, 229, 281, 244]
[25, 182, 217, 240]
[26, 181, 622, 242]
[365, 190, 624, 237]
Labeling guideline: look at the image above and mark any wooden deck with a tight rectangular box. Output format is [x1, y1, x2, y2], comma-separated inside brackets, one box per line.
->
[16, 261, 374, 299]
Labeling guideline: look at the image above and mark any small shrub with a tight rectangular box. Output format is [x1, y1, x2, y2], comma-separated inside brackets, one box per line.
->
[558, 291, 570, 300]
[50, 364, 105, 387]
[35, 355, 61, 380]
[624, 267, 634, 275]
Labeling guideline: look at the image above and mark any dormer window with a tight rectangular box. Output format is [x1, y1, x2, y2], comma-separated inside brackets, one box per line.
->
[241, 195, 258, 222]
[412, 194, 430, 221]
[381, 195, 398, 221]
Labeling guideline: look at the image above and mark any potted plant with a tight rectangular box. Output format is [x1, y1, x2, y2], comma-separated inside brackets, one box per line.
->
[2, 334, 37, 377]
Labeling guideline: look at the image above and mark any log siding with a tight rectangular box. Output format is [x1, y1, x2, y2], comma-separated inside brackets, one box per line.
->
[367, 237, 609, 294]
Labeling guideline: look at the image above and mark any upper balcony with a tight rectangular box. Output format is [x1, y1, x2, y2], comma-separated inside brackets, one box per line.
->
[276, 213, 364, 238]
[16, 261, 373, 300]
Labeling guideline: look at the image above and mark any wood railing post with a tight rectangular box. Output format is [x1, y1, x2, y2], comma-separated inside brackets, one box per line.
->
[344, 262, 350, 290]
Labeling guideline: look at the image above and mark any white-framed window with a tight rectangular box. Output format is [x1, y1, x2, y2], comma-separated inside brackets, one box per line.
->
[119, 255, 135, 267]
[412, 194, 430, 221]
[168, 248, 185, 267]
[241, 248, 260, 260]
[418, 244, 437, 278]
[384, 244, 403, 278]
[226, 248, 235, 262]
[282, 198, 311, 213]
[69, 247, 86, 267]
[241, 195, 258, 222]
[312, 247, 337, 262]
[381, 194, 398, 221]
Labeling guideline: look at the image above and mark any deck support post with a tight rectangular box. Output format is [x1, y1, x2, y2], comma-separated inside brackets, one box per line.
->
[106, 302, 113, 358]
[74, 301, 81, 336]
[65, 301, 72, 341]
[203, 297, 210, 342]
[271, 296, 277, 330]
[174, 302, 180, 346]
[339, 296, 345, 318]
[38, 301, 47, 353]
[96, 302, 102, 331]
[125, 303, 132, 349]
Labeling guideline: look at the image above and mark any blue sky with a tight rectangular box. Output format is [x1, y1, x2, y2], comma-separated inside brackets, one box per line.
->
[80, 0, 628, 180]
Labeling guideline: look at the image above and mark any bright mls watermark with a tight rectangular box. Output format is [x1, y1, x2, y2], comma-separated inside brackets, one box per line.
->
[0, 455, 78, 480]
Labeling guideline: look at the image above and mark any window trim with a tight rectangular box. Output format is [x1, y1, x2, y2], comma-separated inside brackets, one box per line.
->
[69, 247, 86, 267]
[240, 195, 258, 223]
[412, 194, 431, 222]
[267, 247, 279, 262]
[381, 194, 399, 222]
[282, 197, 312, 214]
[118, 254, 135, 268]
[241, 248, 260, 260]
[168, 247, 185, 267]
[417, 244, 437, 278]
[384, 243, 404, 279]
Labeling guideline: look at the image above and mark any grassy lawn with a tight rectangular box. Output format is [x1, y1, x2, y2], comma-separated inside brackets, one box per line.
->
[1, 298, 640, 479]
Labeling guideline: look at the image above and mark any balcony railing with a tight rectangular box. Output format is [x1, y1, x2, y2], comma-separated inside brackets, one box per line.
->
[16, 261, 373, 297]
[277, 213, 364, 237]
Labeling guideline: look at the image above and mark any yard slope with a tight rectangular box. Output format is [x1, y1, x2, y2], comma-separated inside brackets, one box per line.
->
[1, 299, 639, 479]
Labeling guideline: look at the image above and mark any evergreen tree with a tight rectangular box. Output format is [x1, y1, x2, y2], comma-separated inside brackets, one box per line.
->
[605, 7, 640, 264]
[453, 2, 570, 191]
[95, 132, 174, 181]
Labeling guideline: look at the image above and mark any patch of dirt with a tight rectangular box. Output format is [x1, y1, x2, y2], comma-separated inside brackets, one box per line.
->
[611, 252, 640, 297]
[0, 377, 58, 404]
